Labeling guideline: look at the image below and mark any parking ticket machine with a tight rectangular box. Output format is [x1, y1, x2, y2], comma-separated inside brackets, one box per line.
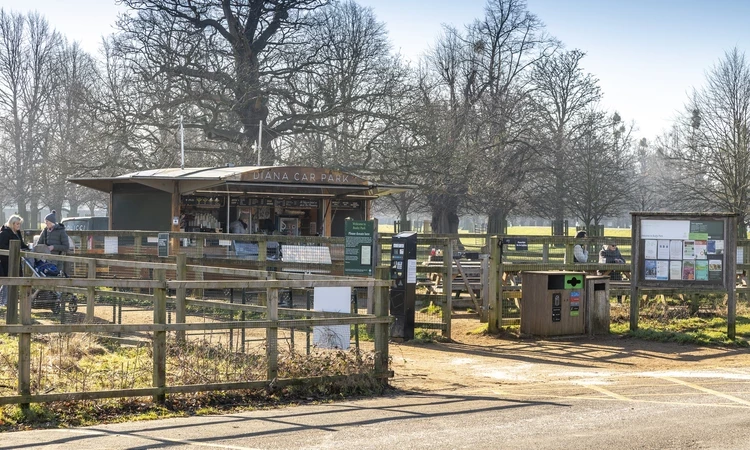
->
[390, 231, 417, 340]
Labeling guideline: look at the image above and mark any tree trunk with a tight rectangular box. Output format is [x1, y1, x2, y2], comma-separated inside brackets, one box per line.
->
[28, 201, 38, 229]
[68, 200, 79, 217]
[431, 209, 459, 234]
[399, 209, 410, 231]
[16, 197, 28, 229]
[487, 210, 507, 235]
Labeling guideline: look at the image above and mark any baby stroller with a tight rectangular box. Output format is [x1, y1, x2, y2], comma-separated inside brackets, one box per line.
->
[22, 246, 78, 315]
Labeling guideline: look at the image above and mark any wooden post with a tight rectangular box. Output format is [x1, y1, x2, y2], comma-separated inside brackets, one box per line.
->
[170, 181, 181, 253]
[86, 260, 96, 322]
[442, 240, 452, 339]
[630, 215, 640, 331]
[374, 266, 389, 384]
[175, 254, 187, 343]
[18, 283, 31, 411]
[488, 236, 500, 333]
[153, 269, 167, 404]
[258, 235, 268, 271]
[266, 287, 279, 382]
[564, 241, 574, 265]
[6, 240, 20, 324]
[727, 215, 738, 339]
[480, 255, 489, 323]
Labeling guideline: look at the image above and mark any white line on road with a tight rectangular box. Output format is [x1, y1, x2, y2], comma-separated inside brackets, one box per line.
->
[52, 429, 264, 450]
[662, 376, 750, 407]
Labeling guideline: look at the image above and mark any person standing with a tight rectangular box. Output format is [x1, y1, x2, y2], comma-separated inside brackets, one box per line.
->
[0, 214, 29, 306]
[573, 230, 589, 263]
[229, 213, 250, 234]
[39, 210, 70, 256]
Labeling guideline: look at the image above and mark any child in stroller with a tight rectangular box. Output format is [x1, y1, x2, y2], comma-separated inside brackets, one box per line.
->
[23, 244, 78, 315]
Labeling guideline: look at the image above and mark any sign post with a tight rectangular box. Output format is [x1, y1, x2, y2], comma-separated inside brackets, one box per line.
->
[344, 220, 374, 276]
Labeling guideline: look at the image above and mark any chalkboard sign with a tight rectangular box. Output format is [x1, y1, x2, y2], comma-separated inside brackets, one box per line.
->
[157, 232, 169, 257]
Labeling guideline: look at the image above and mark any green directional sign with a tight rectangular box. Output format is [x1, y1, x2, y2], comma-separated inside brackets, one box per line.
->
[344, 220, 374, 276]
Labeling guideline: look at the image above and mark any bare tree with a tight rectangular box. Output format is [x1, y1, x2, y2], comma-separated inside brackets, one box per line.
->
[112, 0, 423, 165]
[566, 112, 636, 231]
[417, 0, 549, 234]
[527, 49, 602, 229]
[0, 11, 59, 227]
[42, 41, 101, 219]
[276, 0, 409, 173]
[660, 48, 750, 236]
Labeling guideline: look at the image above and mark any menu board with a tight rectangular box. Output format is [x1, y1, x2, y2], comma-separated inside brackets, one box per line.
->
[640, 220, 725, 283]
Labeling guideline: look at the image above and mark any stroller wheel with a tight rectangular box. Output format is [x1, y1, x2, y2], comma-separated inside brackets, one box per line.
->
[65, 293, 78, 313]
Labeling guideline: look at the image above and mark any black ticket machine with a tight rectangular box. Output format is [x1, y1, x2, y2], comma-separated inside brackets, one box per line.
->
[390, 231, 417, 340]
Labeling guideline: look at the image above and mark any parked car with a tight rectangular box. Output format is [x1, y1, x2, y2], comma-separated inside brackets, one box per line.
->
[60, 216, 109, 253]
[60, 216, 109, 231]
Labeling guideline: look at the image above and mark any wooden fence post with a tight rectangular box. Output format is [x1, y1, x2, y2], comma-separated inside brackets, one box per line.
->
[86, 260, 96, 322]
[19, 282, 31, 411]
[442, 239, 452, 339]
[153, 269, 167, 404]
[258, 235, 268, 269]
[175, 254, 187, 343]
[488, 236, 500, 333]
[266, 287, 279, 383]
[374, 266, 390, 384]
[6, 240, 20, 324]
[480, 255, 489, 323]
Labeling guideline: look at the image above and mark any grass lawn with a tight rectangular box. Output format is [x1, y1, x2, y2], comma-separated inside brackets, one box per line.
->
[611, 315, 750, 347]
[378, 224, 632, 237]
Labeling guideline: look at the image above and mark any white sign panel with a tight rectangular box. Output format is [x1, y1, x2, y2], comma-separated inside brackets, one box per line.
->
[641, 220, 690, 240]
[104, 236, 118, 254]
[313, 287, 351, 350]
[407, 259, 417, 284]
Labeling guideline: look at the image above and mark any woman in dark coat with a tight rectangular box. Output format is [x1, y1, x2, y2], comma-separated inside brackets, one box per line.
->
[38, 210, 69, 255]
[0, 214, 29, 277]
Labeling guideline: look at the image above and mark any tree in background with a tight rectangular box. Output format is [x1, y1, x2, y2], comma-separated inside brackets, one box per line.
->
[527, 49, 602, 230]
[566, 111, 636, 231]
[276, 0, 409, 173]
[416, 0, 549, 233]
[660, 48, 750, 237]
[0, 11, 58, 227]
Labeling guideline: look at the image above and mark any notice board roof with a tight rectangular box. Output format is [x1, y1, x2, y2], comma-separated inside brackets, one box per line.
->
[69, 166, 413, 199]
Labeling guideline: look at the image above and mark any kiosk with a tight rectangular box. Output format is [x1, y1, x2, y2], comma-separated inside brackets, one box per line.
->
[69, 166, 411, 238]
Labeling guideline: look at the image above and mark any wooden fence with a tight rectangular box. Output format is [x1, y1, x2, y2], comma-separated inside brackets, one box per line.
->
[0, 241, 391, 407]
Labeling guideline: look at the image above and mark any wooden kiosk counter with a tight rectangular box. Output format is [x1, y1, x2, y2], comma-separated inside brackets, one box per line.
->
[69, 166, 411, 239]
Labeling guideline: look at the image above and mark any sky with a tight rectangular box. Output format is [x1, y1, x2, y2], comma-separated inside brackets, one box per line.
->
[1, 0, 749, 141]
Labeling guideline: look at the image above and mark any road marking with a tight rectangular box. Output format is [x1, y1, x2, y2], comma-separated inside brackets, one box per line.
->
[53, 429, 263, 449]
[661, 376, 750, 407]
[586, 385, 632, 402]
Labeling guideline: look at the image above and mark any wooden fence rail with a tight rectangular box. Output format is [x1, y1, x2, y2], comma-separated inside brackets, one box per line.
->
[0, 241, 392, 407]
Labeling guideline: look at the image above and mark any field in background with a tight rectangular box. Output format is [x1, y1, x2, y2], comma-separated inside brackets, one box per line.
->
[377, 224, 632, 237]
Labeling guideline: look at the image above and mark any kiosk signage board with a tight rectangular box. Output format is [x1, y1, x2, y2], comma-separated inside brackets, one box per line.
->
[344, 220, 374, 276]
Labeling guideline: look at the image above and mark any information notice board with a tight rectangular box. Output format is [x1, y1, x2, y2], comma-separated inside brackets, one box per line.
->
[633, 213, 738, 289]
[344, 220, 374, 276]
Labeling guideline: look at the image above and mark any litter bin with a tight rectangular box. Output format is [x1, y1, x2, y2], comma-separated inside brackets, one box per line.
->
[586, 275, 610, 335]
[521, 271, 586, 336]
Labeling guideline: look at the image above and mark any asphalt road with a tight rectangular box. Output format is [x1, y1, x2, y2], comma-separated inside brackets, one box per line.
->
[4, 369, 750, 450]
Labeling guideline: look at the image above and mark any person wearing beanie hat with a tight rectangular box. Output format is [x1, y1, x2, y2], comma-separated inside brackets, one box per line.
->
[39, 210, 70, 256]
[573, 230, 588, 263]
[44, 211, 56, 224]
